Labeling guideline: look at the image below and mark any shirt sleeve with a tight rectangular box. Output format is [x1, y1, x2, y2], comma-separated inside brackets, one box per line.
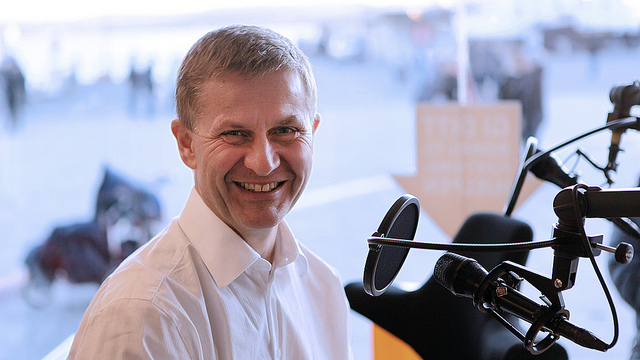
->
[67, 298, 201, 360]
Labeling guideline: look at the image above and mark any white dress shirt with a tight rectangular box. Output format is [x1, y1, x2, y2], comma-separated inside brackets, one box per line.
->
[67, 188, 352, 359]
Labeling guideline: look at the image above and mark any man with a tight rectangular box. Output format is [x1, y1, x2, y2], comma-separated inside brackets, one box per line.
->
[68, 25, 352, 359]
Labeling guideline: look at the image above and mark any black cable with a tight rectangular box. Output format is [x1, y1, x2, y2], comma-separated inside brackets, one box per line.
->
[523, 116, 637, 173]
[504, 116, 636, 216]
[572, 184, 619, 350]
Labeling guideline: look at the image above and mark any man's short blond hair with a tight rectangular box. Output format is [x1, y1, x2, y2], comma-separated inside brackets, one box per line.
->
[175, 24, 318, 131]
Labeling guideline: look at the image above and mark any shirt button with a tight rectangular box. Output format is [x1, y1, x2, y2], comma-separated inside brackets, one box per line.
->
[276, 349, 282, 359]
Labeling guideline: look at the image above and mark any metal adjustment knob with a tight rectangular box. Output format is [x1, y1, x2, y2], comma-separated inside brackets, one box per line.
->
[595, 242, 634, 264]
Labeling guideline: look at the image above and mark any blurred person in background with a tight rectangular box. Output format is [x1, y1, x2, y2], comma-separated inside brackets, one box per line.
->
[127, 58, 156, 118]
[67, 24, 352, 359]
[496, 41, 544, 142]
[0, 55, 26, 130]
[418, 39, 544, 143]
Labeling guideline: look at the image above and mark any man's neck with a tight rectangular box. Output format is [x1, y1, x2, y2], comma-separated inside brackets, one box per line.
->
[242, 227, 278, 264]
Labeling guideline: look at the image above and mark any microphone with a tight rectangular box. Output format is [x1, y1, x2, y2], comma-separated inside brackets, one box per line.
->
[606, 82, 640, 172]
[434, 252, 609, 352]
[529, 149, 578, 189]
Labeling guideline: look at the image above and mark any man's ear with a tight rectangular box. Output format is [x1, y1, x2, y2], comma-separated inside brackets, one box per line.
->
[171, 119, 197, 170]
[312, 113, 320, 134]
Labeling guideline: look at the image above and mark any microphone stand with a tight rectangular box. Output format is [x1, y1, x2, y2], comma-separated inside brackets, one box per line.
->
[552, 185, 640, 291]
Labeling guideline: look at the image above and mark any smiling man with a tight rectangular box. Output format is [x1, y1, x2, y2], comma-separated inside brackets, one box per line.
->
[175, 68, 318, 262]
[68, 25, 352, 359]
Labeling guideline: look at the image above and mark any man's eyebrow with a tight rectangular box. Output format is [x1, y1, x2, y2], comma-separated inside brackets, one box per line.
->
[212, 119, 248, 130]
[208, 115, 307, 132]
[276, 115, 306, 126]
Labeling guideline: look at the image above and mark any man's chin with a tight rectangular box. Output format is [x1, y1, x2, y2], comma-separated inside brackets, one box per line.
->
[244, 217, 284, 231]
[235, 210, 287, 231]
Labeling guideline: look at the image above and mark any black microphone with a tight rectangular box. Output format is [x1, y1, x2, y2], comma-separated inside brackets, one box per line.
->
[609, 83, 640, 119]
[529, 149, 578, 189]
[434, 252, 608, 352]
[606, 82, 640, 172]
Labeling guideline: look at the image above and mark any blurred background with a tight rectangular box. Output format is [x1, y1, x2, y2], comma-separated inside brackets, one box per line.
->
[3, 0, 640, 359]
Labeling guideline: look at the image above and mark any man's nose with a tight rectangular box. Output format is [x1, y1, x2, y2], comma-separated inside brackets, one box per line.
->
[244, 137, 280, 176]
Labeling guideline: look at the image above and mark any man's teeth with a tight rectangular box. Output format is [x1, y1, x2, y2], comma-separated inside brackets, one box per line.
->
[240, 182, 280, 192]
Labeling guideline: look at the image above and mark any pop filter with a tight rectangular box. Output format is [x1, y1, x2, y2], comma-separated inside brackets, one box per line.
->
[363, 194, 420, 296]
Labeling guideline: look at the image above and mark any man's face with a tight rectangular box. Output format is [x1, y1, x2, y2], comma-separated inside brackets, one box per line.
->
[172, 69, 319, 237]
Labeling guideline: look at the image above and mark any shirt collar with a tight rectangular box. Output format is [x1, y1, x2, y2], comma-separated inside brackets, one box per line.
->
[272, 218, 308, 276]
[177, 188, 308, 289]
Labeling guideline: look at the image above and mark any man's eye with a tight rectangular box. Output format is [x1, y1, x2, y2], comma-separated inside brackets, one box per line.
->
[220, 130, 250, 144]
[271, 127, 299, 143]
[276, 127, 295, 133]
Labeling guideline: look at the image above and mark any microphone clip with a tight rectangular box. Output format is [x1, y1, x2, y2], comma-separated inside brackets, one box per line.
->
[475, 261, 567, 355]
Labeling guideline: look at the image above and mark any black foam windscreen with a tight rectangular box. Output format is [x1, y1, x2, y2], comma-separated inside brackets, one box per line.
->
[363, 194, 419, 296]
[434, 252, 488, 298]
[529, 150, 578, 189]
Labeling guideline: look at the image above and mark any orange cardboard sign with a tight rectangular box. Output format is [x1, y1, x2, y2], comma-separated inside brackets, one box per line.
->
[394, 101, 535, 238]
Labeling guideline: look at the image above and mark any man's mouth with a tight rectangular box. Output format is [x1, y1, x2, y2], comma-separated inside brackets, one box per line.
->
[236, 181, 283, 193]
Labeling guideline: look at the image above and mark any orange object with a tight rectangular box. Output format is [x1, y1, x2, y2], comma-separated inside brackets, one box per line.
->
[373, 324, 422, 360]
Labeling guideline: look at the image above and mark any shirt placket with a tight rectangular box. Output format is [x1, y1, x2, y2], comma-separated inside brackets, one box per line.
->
[266, 269, 282, 360]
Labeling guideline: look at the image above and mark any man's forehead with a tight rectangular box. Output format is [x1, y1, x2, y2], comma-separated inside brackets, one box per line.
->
[207, 68, 301, 86]
[192, 69, 314, 130]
